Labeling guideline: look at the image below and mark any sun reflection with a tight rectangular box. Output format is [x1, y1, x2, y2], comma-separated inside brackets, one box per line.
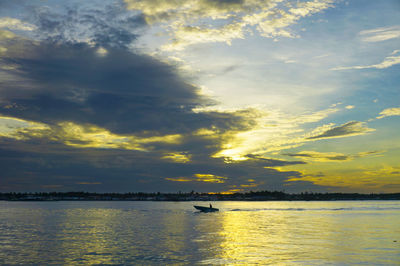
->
[208, 202, 294, 264]
[59, 208, 121, 265]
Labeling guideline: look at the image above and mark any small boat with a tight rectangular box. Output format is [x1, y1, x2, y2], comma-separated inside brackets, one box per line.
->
[194, 205, 219, 212]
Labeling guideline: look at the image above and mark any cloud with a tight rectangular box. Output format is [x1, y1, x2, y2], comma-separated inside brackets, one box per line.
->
[283, 150, 383, 162]
[0, 29, 17, 40]
[0, 36, 315, 192]
[76, 182, 102, 185]
[331, 50, 400, 70]
[355, 150, 384, 158]
[211, 107, 339, 160]
[28, 3, 146, 49]
[0, 1, 366, 194]
[376, 107, 400, 119]
[284, 151, 350, 162]
[253, 0, 334, 38]
[0, 41, 233, 135]
[56, 122, 182, 151]
[360, 26, 400, 42]
[162, 22, 246, 51]
[0, 17, 36, 31]
[0, 116, 49, 140]
[125, 0, 335, 50]
[306, 121, 374, 140]
[166, 173, 227, 183]
[161, 152, 191, 163]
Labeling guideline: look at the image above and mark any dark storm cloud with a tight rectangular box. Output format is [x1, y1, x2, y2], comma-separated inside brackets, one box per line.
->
[307, 121, 374, 140]
[1, 42, 252, 135]
[0, 39, 303, 192]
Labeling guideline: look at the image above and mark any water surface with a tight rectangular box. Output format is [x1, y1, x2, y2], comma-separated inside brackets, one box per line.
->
[0, 201, 399, 265]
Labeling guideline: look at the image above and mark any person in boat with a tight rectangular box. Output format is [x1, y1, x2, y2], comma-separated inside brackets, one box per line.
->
[210, 203, 212, 208]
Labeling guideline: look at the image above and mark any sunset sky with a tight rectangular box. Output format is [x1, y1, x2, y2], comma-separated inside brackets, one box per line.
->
[0, 0, 399, 193]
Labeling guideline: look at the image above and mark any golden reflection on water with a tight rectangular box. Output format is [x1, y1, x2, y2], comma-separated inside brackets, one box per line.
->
[199, 201, 400, 265]
[0, 201, 399, 265]
[59, 208, 120, 265]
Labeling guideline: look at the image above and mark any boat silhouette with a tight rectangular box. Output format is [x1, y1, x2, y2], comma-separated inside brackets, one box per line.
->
[194, 205, 219, 212]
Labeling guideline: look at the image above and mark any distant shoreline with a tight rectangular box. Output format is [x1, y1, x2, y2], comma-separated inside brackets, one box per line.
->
[1, 191, 399, 201]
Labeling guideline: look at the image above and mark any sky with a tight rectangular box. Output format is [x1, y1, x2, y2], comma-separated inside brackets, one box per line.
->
[0, 0, 399, 193]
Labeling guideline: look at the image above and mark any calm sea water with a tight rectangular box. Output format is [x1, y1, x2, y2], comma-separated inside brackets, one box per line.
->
[0, 201, 399, 265]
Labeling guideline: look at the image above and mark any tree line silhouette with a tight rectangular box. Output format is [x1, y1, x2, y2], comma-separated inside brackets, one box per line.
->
[1, 190, 399, 201]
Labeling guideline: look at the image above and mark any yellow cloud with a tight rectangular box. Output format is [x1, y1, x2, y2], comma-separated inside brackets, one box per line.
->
[194, 173, 227, 183]
[306, 121, 374, 140]
[0, 17, 36, 31]
[161, 152, 191, 163]
[284, 150, 383, 163]
[209, 188, 244, 194]
[125, 0, 335, 50]
[0, 29, 16, 40]
[288, 166, 400, 193]
[165, 177, 193, 182]
[0, 116, 50, 140]
[193, 127, 219, 137]
[0, 116, 182, 151]
[56, 122, 182, 150]
[212, 107, 339, 161]
[376, 107, 400, 119]
[165, 173, 228, 183]
[240, 183, 258, 188]
[280, 148, 398, 193]
[284, 151, 350, 162]
[162, 22, 246, 51]
[96, 47, 108, 56]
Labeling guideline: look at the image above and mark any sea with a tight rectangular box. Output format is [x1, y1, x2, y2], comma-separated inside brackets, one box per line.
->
[0, 200, 399, 265]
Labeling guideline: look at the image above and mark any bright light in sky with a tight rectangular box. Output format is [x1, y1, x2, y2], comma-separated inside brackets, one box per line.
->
[0, 0, 399, 193]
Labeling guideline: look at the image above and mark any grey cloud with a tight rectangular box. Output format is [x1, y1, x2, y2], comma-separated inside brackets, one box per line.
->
[0, 40, 304, 192]
[30, 3, 146, 48]
[245, 154, 306, 166]
[284, 150, 384, 162]
[0, 1, 333, 193]
[307, 121, 374, 140]
[0, 136, 309, 193]
[1, 42, 249, 135]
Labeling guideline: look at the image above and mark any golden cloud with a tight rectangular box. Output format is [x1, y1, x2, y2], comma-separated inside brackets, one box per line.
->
[284, 151, 350, 162]
[125, 0, 335, 50]
[288, 165, 400, 193]
[212, 107, 339, 161]
[0, 116, 50, 140]
[0, 17, 36, 31]
[306, 121, 375, 140]
[165, 173, 228, 183]
[0, 29, 16, 40]
[377, 107, 400, 119]
[283, 150, 383, 163]
[0, 116, 182, 151]
[161, 152, 191, 163]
